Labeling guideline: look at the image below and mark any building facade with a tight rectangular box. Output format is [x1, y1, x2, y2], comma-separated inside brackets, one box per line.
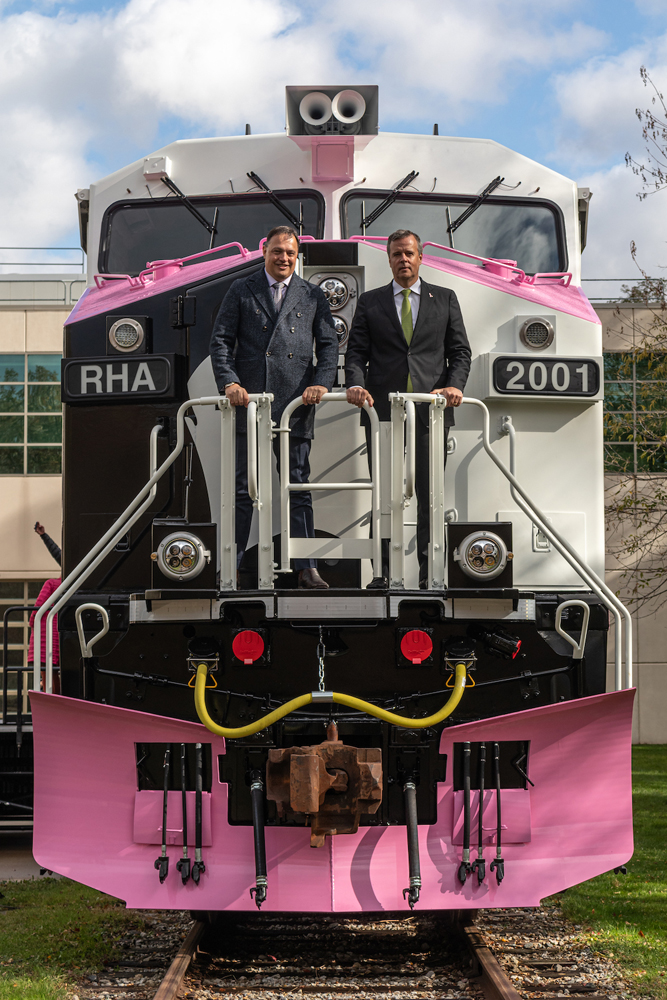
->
[0, 275, 84, 715]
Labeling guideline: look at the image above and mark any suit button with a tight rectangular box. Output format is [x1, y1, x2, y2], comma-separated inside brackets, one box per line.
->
[266, 351, 272, 357]
[256, 309, 261, 314]
[288, 352, 293, 358]
[297, 312, 302, 317]
[263, 325, 267, 331]
[291, 327, 295, 333]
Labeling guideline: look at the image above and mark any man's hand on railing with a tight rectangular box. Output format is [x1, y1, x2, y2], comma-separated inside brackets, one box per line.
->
[346, 387, 374, 408]
[302, 385, 329, 405]
[225, 383, 250, 407]
[431, 387, 463, 407]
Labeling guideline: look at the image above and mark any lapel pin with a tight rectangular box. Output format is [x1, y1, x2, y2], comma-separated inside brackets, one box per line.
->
[429, 292, 434, 298]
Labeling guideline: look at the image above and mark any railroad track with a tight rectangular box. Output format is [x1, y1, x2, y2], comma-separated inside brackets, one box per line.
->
[74, 905, 630, 1000]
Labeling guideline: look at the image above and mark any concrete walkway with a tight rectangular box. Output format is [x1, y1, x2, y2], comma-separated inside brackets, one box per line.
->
[0, 832, 49, 881]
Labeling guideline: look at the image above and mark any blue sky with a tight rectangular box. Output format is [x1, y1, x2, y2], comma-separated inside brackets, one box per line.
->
[1, 0, 666, 285]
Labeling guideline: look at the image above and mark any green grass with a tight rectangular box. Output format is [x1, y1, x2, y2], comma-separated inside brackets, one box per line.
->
[549, 745, 667, 999]
[0, 877, 149, 1000]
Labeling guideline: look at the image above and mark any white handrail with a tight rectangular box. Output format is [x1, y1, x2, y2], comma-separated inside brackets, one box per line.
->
[405, 400, 416, 501]
[499, 414, 627, 689]
[36, 420, 166, 690]
[247, 400, 259, 504]
[555, 600, 591, 662]
[36, 402, 217, 689]
[75, 604, 110, 659]
[474, 400, 632, 689]
[277, 392, 382, 576]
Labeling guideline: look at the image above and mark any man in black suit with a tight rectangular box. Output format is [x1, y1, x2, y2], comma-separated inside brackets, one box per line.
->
[345, 229, 471, 589]
[210, 226, 339, 589]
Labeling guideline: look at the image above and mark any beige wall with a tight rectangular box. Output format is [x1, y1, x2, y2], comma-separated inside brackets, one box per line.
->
[0, 476, 62, 578]
[0, 305, 67, 581]
[599, 302, 667, 744]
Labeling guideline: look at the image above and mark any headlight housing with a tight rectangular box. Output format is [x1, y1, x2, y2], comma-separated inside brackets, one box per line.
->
[319, 276, 349, 309]
[153, 531, 210, 581]
[453, 530, 510, 581]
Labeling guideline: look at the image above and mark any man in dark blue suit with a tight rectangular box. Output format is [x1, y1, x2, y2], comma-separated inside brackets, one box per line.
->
[210, 226, 339, 589]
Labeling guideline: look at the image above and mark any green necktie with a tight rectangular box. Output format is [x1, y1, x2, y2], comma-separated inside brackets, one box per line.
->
[401, 288, 414, 392]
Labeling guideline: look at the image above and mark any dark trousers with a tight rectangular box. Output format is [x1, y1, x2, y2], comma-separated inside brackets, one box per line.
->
[364, 410, 448, 585]
[235, 433, 315, 570]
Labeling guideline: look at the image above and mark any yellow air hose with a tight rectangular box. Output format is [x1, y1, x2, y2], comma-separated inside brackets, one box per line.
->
[193, 661, 468, 739]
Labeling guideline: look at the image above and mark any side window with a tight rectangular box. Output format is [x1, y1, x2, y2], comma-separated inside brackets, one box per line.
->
[604, 350, 667, 473]
[0, 354, 62, 474]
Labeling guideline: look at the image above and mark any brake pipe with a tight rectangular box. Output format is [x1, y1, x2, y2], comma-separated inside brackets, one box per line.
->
[472, 742, 486, 884]
[175, 744, 191, 885]
[193, 662, 468, 739]
[458, 742, 473, 883]
[154, 744, 170, 884]
[490, 742, 505, 884]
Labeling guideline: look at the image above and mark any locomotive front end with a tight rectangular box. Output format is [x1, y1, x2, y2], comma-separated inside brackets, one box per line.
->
[30, 86, 634, 913]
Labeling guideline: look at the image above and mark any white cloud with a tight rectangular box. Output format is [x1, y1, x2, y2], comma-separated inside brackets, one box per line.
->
[580, 162, 667, 283]
[0, 0, 621, 251]
[552, 36, 667, 167]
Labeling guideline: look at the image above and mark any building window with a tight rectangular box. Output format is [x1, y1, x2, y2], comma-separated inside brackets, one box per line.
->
[0, 354, 62, 474]
[604, 351, 667, 473]
[0, 580, 46, 718]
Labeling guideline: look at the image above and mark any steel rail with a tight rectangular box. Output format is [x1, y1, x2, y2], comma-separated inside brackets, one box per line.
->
[463, 922, 524, 1000]
[152, 920, 207, 1000]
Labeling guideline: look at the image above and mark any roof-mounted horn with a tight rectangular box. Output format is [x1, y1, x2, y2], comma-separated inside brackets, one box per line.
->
[286, 86, 378, 136]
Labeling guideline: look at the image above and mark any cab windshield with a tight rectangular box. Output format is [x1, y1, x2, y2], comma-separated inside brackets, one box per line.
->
[342, 192, 565, 274]
[99, 190, 325, 274]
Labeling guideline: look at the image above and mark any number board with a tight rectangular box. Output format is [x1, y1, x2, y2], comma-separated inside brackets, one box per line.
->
[493, 357, 600, 396]
[62, 355, 178, 404]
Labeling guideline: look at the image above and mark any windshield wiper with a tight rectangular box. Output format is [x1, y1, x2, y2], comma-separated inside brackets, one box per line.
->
[361, 170, 419, 232]
[160, 177, 217, 239]
[447, 175, 504, 235]
[247, 171, 302, 232]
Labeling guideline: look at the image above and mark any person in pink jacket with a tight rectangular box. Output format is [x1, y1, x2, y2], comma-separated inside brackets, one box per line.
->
[28, 578, 61, 694]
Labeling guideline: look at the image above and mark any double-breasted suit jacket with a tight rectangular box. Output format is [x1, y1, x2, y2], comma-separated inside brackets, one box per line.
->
[344, 280, 472, 425]
[210, 270, 339, 438]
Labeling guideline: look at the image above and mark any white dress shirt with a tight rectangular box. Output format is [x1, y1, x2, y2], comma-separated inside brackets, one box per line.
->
[265, 267, 294, 309]
[349, 278, 422, 390]
[393, 277, 421, 326]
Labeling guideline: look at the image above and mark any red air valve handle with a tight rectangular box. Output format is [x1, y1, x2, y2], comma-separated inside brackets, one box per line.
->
[232, 630, 265, 664]
[400, 629, 433, 664]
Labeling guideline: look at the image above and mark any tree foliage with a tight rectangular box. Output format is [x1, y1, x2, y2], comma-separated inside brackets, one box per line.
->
[605, 268, 667, 609]
[625, 66, 667, 200]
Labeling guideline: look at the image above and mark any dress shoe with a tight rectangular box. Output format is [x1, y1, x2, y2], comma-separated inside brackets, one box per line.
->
[419, 580, 428, 590]
[298, 567, 329, 590]
[366, 576, 388, 590]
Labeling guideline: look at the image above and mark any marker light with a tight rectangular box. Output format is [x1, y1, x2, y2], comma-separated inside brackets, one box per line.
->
[453, 530, 510, 581]
[232, 630, 265, 664]
[109, 317, 144, 352]
[400, 629, 433, 664]
[154, 531, 210, 581]
[519, 317, 554, 350]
